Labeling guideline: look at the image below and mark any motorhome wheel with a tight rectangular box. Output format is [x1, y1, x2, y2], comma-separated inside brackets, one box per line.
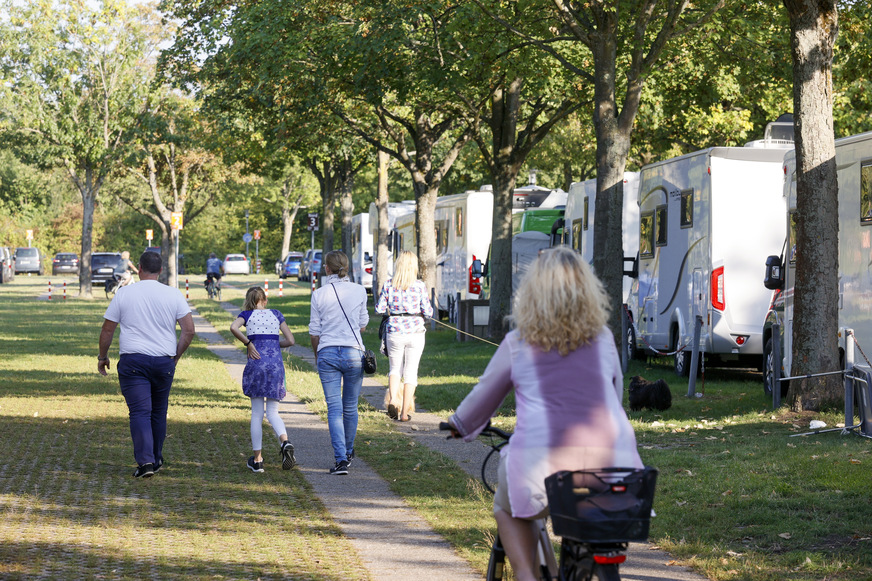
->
[673, 336, 691, 377]
[763, 337, 789, 398]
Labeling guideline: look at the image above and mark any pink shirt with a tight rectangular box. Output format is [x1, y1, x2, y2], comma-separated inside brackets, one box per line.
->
[450, 328, 643, 518]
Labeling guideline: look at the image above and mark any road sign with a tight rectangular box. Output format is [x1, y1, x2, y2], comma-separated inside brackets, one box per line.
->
[26, 229, 33, 240]
[243, 232, 253, 243]
[146, 229, 153, 241]
[170, 212, 184, 230]
[307, 213, 319, 232]
[253, 230, 261, 240]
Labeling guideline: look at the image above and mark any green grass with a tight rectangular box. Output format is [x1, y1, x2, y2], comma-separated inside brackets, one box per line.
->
[4, 275, 872, 580]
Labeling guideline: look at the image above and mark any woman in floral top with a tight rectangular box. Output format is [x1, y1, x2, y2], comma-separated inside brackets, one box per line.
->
[375, 251, 434, 421]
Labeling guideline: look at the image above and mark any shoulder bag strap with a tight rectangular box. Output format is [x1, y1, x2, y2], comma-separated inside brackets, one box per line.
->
[331, 284, 364, 351]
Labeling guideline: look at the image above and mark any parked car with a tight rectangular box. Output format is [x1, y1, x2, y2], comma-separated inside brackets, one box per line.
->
[308, 250, 323, 280]
[145, 246, 161, 255]
[0, 247, 14, 283]
[222, 253, 250, 275]
[14, 247, 45, 275]
[279, 252, 304, 279]
[52, 252, 80, 276]
[90, 252, 123, 285]
[300, 249, 322, 281]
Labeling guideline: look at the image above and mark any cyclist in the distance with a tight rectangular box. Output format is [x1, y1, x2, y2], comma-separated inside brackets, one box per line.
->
[115, 251, 139, 288]
[446, 247, 643, 581]
[205, 253, 223, 287]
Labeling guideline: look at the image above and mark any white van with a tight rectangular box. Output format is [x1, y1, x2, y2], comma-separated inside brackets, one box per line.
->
[369, 201, 416, 286]
[351, 213, 373, 289]
[625, 135, 792, 376]
[564, 172, 640, 301]
[763, 130, 872, 396]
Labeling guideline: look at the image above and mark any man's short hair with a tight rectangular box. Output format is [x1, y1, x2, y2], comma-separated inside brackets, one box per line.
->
[139, 251, 162, 274]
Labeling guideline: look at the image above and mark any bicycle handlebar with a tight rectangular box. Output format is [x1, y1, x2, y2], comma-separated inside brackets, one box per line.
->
[439, 420, 512, 442]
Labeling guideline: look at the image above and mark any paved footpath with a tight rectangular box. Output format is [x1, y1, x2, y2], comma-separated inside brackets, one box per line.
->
[194, 296, 708, 581]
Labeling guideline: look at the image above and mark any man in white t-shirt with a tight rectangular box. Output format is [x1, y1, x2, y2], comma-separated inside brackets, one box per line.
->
[98, 251, 195, 478]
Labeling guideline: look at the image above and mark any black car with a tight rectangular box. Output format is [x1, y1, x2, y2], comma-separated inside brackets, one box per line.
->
[90, 252, 123, 285]
[52, 252, 80, 276]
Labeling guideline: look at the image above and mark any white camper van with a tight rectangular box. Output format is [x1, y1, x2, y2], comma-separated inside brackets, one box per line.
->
[763, 131, 872, 396]
[434, 189, 494, 315]
[625, 140, 792, 376]
[351, 213, 374, 289]
[565, 172, 640, 300]
[369, 201, 416, 288]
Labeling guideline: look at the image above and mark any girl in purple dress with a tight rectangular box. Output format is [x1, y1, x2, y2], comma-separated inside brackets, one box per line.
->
[231, 287, 297, 472]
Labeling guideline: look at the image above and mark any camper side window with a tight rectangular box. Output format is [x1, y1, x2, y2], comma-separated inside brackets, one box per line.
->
[435, 220, 449, 254]
[455, 208, 464, 237]
[583, 197, 590, 230]
[640, 212, 654, 258]
[789, 211, 798, 264]
[680, 190, 693, 228]
[861, 162, 872, 224]
[656, 206, 668, 247]
[572, 219, 583, 253]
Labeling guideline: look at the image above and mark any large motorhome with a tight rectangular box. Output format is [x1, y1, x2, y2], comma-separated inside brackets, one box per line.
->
[625, 133, 792, 376]
[564, 172, 640, 301]
[763, 131, 872, 396]
[350, 213, 374, 289]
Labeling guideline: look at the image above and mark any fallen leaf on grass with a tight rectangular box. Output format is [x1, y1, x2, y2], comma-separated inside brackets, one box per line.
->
[412, 462, 422, 471]
[666, 560, 678, 566]
[779, 532, 792, 539]
[850, 458, 862, 464]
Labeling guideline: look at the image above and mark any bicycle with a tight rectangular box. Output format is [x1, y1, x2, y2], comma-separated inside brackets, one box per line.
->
[104, 273, 132, 299]
[205, 273, 221, 300]
[440, 422, 657, 581]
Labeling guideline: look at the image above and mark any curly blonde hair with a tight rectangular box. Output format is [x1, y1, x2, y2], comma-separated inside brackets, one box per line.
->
[509, 246, 610, 355]
[391, 250, 419, 291]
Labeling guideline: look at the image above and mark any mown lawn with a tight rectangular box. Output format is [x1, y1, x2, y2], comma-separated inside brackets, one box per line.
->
[3, 274, 872, 580]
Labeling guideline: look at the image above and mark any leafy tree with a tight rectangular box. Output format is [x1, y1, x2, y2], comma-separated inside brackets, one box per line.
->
[0, 0, 161, 297]
[475, 0, 725, 340]
[782, 0, 840, 410]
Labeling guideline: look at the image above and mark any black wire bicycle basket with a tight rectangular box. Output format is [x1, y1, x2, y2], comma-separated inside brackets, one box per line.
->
[545, 466, 658, 544]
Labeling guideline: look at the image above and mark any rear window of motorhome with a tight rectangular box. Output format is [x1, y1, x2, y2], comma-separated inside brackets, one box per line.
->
[861, 162, 872, 223]
[656, 206, 668, 246]
[681, 190, 693, 228]
[640, 212, 654, 258]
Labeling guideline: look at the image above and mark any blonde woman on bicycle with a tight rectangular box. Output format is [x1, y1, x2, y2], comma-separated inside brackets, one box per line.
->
[447, 246, 643, 581]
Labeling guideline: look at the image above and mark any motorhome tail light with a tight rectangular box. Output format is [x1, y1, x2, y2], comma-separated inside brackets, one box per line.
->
[733, 335, 748, 346]
[469, 254, 482, 295]
[711, 266, 725, 311]
[365, 267, 372, 275]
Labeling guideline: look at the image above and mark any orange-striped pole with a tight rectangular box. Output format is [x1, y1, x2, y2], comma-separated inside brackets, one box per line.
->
[48, 280, 52, 300]
[279, 279, 283, 297]
[63, 280, 66, 300]
[185, 278, 189, 300]
[265, 279, 269, 297]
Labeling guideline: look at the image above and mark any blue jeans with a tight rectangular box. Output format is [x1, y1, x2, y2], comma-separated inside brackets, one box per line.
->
[317, 346, 364, 463]
[117, 353, 176, 466]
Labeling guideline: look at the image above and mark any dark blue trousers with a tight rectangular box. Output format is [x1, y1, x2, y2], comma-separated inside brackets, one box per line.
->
[117, 354, 176, 466]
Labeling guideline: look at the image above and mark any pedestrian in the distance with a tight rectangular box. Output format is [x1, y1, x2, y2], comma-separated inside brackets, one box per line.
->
[374, 250, 433, 422]
[309, 250, 369, 475]
[230, 286, 297, 473]
[98, 251, 195, 478]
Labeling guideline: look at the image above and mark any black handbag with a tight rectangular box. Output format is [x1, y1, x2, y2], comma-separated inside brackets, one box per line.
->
[331, 284, 377, 374]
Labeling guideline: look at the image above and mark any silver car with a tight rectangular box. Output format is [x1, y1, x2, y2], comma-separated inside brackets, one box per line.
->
[222, 254, 250, 274]
[14, 247, 45, 275]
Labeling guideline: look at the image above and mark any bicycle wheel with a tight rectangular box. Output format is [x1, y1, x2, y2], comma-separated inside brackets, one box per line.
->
[105, 280, 116, 299]
[216, 284, 221, 300]
[486, 534, 507, 581]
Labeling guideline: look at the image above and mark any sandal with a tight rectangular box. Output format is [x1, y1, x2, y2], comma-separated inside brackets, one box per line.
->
[400, 415, 412, 422]
[387, 404, 398, 420]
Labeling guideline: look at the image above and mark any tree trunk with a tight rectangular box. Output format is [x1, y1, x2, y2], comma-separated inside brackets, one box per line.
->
[415, 179, 438, 298]
[374, 149, 391, 296]
[487, 79, 524, 340]
[339, 170, 355, 279]
[590, 37, 637, 345]
[784, 0, 841, 411]
[78, 184, 97, 298]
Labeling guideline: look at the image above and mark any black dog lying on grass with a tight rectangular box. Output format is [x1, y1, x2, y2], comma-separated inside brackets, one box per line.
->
[628, 376, 672, 411]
